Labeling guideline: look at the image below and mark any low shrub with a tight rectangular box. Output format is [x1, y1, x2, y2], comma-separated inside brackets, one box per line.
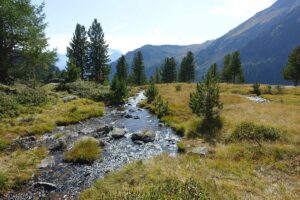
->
[252, 83, 261, 96]
[58, 81, 110, 101]
[0, 93, 18, 118]
[175, 84, 182, 91]
[154, 95, 169, 118]
[145, 81, 158, 103]
[15, 87, 48, 106]
[275, 85, 284, 95]
[0, 139, 9, 151]
[177, 142, 186, 153]
[230, 122, 281, 146]
[64, 137, 101, 164]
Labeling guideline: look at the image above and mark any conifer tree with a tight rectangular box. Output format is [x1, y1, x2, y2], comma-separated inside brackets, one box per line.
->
[153, 67, 161, 83]
[110, 75, 128, 105]
[88, 19, 110, 83]
[67, 24, 88, 80]
[65, 58, 80, 82]
[116, 55, 128, 81]
[179, 51, 195, 82]
[161, 57, 177, 83]
[0, 0, 56, 83]
[222, 54, 232, 82]
[131, 51, 146, 85]
[283, 45, 300, 86]
[206, 63, 219, 80]
[231, 51, 244, 83]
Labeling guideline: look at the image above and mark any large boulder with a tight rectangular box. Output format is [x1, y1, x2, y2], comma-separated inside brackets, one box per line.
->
[131, 130, 156, 143]
[62, 95, 77, 103]
[110, 128, 126, 139]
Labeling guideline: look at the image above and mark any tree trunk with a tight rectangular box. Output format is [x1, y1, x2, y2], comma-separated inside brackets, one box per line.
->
[0, 54, 9, 83]
[295, 79, 298, 86]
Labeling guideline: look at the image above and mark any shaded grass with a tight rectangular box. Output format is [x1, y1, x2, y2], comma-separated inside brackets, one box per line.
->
[64, 137, 101, 164]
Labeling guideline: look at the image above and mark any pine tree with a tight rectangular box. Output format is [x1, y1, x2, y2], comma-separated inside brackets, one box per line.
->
[110, 75, 128, 105]
[65, 58, 80, 82]
[131, 51, 146, 85]
[161, 57, 177, 83]
[283, 45, 300, 86]
[190, 74, 222, 127]
[116, 55, 128, 81]
[179, 51, 195, 82]
[206, 63, 219, 80]
[222, 54, 232, 82]
[231, 51, 244, 83]
[67, 24, 88, 80]
[153, 67, 161, 83]
[179, 57, 187, 82]
[88, 19, 110, 83]
[0, 1, 56, 83]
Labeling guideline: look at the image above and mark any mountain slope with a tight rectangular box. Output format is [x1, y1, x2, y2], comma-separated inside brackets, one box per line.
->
[110, 41, 213, 78]
[195, 0, 300, 83]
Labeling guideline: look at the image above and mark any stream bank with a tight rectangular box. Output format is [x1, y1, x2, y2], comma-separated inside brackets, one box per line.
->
[6, 91, 180, 200]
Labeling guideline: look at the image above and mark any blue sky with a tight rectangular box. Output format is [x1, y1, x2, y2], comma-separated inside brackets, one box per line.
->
[33, 0, 276, 54]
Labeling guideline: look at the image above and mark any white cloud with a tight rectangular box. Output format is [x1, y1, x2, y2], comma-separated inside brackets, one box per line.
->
[211, 0, 276, 19]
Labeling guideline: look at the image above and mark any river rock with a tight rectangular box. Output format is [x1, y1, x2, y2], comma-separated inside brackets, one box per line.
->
[191, 147, 209, 156]
[38, 156, 56, 169]
[12, 136, 37, 150]
[131, 130, 156, 143]
[33, 182, 57, 191]
[129, 109, 136, 113]
[93, 125, 112, 138]
[110, 128, 126, 139]
[62, 95, 77, 103]
[133, 116, 140, 119]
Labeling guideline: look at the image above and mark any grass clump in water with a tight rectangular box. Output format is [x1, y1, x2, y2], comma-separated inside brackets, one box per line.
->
[64, 137, 101, 164]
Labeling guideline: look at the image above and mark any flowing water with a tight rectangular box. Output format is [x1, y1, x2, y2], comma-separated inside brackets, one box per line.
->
[7, 91, 180, 200]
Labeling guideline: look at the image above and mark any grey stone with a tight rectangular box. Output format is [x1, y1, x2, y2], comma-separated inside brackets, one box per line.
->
[133, 116, 140, 119]
[62, 95, 77, 103]
[38, 156, 55, 169]
[110, 128, 126, 139]
[191, 147, 209, 156]
[131, 130, 155, 143]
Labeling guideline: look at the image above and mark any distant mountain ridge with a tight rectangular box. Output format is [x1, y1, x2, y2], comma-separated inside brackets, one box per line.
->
[111, 0, 300, 84]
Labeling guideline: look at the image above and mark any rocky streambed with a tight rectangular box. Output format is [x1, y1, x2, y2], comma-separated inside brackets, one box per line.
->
[6, 91, 180, 200]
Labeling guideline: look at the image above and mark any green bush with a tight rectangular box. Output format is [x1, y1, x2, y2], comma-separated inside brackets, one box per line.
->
[154, 95, 169, 118]
[15, 87, 48, 106]
[0, 172, 8, 193]
[175, 84, 182, 91]
[252, 83, 261, 96]
[177, 142, 186, 153]
[110, 76, 128, 105]
[145, 81, 158, 103]
[0, 93, 18, 118]
[0, 139, 9, 151]
[64, 137, 101, 164]
[231, 122, 281, 146]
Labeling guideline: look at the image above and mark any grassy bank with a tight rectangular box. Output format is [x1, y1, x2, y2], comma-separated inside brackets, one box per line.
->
[81, 83, 300, 199]
[0, 82, 106, 195]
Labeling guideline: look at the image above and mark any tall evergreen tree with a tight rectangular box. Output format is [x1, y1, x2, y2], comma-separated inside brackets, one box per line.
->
[116, 55, 128, 81]
[88, 19, 110, 83]
[153, 67, 161, 83]
[65, 58, 80, 82]
[221, 52, 244, 83]
[206, 63, 219, 80]
[131, 51, 146, 85]
[283, 45, 300, 86]
[222, 54, 232, 82]
[179, 57, 187, 82]
[161, 57, 177, 83]
[0, 0, 56, 83]
[231, 51, 244, 83]
[179, 51, 195, 82]
[67, 24, 88, 80]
